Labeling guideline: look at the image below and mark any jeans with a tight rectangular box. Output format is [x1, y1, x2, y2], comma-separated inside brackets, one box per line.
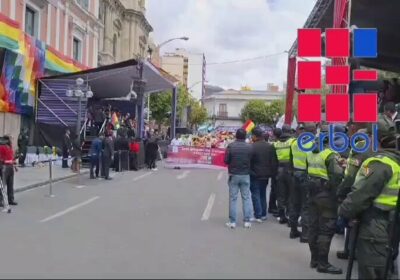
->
[250, 178, 269, 218]
[90, 155, 100, 177]
[228, 175, 253, 223]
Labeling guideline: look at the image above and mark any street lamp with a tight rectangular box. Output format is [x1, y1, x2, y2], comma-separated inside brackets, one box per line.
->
[157, 36, 189, 49]
[66, 78, 93, 143]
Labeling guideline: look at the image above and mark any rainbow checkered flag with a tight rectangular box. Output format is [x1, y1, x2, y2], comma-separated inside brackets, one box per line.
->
[243, 120, 255, 133]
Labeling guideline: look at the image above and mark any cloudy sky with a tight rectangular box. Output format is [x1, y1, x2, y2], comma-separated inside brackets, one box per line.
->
[147, 0, 316, 90]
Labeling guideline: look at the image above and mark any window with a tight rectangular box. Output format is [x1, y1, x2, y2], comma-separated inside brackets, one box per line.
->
[113, 34, 118, 59]
[218, 104, 227, 117]
[25, 6, 38, 37]
[77, 0, 89, 11]
[73, 37, 82, 62]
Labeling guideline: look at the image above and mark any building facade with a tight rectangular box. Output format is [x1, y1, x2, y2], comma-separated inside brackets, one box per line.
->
[202, 88, 285, 127]
[98, 0, 153, 66]
[161, 48, 206, 100]
[0, 0, 101, 140]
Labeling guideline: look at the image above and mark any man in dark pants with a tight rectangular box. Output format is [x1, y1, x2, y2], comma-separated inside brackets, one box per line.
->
[288, 123, 313, 241]
[17, 128, 29, 167]
[250, 127, 278, 222]
[102, 132, 114, 180]
[0, 135, 18, 206]
[273, 125, 295, 224]
[89, 133, 104, 179]
[306, 126, 343, 274]
[62, 129, 72, 168]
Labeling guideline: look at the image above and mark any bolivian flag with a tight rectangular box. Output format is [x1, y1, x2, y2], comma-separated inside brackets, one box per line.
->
[243, 120, 255, 133]
[0, 14, 23, 54]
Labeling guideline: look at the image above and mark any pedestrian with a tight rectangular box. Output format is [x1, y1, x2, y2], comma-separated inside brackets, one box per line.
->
[336, 123, 374, 260]
[249, 127, 278, 222]
[114, 130, 129, 172]
[145, 136, 159, 171]
[171, 134, 183, 146]
[338, 119, 398, 279]
[62, 129, 72, 168]
[0, 135, 18, 206]
[102, 132, 114, 180]
[224, 128, 253, 229]
[17, 127, 29, 167]
[71, 136, 82, 173]
[89, 133, 104, 179]
[129, 138, 140, 171]
[306, 125, 343, 274]
[288, 123, 311, 241]
[273, 125, 296, 224]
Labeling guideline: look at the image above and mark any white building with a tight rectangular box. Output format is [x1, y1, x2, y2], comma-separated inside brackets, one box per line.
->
[202, 88, 285, 127]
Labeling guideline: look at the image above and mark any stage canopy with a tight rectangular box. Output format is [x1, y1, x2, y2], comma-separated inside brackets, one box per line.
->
[39, 59, 177, 99]
[289, 0, 400, 73]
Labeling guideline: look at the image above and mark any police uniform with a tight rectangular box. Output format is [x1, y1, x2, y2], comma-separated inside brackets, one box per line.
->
[289, 138, 312, 240]
[307, 144, 343, 274]
[336, 138, 375, 259]
[274, 134, 295, 223]
[338, 118, 398, 279]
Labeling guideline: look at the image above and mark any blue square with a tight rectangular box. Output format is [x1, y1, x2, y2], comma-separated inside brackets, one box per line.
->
[353, 28, 377, 58]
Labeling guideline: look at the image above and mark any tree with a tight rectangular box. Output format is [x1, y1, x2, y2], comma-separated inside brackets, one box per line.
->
[240, 100, 269, 124]
[149, 91, 171, 127]
[189, 101, 208, 129]
[265, 100, 285, 123]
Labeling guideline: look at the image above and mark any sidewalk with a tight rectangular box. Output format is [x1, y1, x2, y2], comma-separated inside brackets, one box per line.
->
[14, 165, 89, 193]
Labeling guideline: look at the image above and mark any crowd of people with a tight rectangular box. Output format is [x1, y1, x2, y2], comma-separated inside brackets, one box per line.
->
[170, 131, 236, 149]
[224, 102, 400, 279]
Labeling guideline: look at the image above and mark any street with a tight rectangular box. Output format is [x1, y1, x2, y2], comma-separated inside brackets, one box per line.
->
[0, 168, 349, 279]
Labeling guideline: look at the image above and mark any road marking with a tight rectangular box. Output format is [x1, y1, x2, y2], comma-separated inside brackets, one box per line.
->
[177, 170, 190, 180]
[40, 196, 100, 223]
[217, 171, 224, 181]
[133, 172, 152, 182]
[201, 193, 216, 221]
[75, 185, 86, 189]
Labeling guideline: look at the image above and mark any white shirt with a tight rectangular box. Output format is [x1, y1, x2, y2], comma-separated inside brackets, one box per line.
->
[171, 138, 182, 146]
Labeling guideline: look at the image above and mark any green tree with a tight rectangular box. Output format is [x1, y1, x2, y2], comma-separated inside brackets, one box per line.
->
[240, 100, 269, 124]
[189, 101, 208, 129]
[265, 100, 285, 123]
[149, 91, 171, 126]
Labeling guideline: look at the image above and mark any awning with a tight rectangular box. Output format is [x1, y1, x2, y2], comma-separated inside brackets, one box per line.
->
[290, 0, 400, 73]
[39, 59, 177, 99]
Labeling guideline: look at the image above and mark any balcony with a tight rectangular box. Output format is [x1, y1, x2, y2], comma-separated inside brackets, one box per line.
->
[217, 111, 228, 118]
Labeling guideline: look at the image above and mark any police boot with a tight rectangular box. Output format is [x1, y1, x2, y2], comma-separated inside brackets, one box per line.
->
[317, 254, 342, 274]
[336, 250, 349, 260]
[290, 227, 301, 239]
[278, 210, 288, 224]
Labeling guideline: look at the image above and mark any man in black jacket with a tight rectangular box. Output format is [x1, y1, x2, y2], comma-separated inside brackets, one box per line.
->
[224, 128, 253, 229]
[250, 127, 278, 222]
[62, 129, 72, 168]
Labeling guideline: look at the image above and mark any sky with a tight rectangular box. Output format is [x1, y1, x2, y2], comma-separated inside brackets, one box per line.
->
[147, 0, 316, 91]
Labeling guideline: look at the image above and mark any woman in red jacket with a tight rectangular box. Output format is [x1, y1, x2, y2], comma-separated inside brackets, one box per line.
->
[0, 135, 18, 206]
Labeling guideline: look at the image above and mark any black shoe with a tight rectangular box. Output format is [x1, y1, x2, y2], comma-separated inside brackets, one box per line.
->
[336, 250, 349, 260]
[317, 264, 343, 274]
[105, 177, 113, 180]
[300, 237, 308, 243]
[268, 208, 278, 215]
[9, 201, 18, 206]
[90, 176, 96, 179]
[310, 261, 318, 269]
[279, 216, 288, 224]
[290, 230, 301, 239]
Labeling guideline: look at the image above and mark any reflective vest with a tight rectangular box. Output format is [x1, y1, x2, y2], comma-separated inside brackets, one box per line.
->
[307, 149, 335, 180]
[355, 156, 400, 211]
[344, 140, 366, 177]
[274, 138, 295, 163]
[291, 139, 312, 170]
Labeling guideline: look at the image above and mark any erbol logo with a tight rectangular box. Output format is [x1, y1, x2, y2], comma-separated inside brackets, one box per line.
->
[296, 27, 379, 153]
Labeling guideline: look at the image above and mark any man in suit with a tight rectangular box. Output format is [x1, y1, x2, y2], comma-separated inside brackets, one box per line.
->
[62, 129, 72, 168]
[102, 132, 114, 180]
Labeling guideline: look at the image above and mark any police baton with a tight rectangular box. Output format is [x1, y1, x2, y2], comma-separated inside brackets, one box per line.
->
[383, 187, 400, 279]
[345, 219, 360, 280]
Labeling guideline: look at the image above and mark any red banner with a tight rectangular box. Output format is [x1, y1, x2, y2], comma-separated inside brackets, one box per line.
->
[166, 146, 227, 169]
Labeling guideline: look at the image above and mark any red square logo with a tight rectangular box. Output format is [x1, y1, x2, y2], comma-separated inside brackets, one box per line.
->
[326, 28, 350, 58]
[298, 29, 322, 57]
[353, 94, 378, 122]
[326, 94, 350, 122]
[326, 66, 350, 85]
[298, 61, 321, 89]
[298, 94, 321, 122]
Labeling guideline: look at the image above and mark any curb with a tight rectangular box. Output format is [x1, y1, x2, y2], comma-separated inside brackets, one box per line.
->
[15, 170, 90, 193]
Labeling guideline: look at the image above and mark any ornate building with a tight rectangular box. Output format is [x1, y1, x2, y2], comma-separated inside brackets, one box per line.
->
[98, 0, 153, 66]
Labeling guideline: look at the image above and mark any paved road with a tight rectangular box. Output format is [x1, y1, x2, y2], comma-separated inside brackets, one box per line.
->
[0, 168, 351, 279]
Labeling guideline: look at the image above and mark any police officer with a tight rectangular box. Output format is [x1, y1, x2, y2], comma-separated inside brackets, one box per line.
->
[338, 118, 399, 279]
[289, 123, 313, 241]
[273, 125, 296, 224]
[336, 124, 375, 259]
[306, 125, 343, 274]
